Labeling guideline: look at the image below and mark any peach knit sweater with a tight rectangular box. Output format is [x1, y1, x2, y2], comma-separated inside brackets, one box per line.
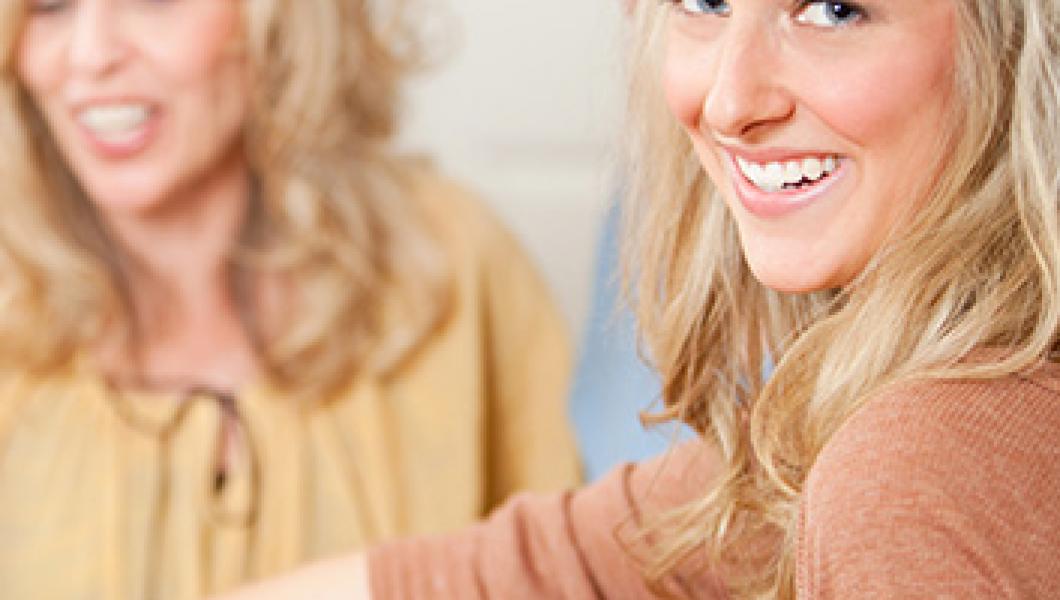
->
[369, 362, 1060, 598]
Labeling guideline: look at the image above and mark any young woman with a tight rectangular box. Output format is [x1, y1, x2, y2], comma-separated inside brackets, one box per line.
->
[223, 0, 1060, 597]
[0, 1, 581, 598]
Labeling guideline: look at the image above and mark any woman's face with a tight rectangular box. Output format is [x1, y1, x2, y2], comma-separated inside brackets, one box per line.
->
[16, 0, 248, 214]
[663, 0, 958, 292]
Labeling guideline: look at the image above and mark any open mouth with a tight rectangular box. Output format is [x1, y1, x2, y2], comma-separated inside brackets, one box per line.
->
[735, 155, 841, 193]
[72, 100, 163, 158]
[77, 103, 156, 144]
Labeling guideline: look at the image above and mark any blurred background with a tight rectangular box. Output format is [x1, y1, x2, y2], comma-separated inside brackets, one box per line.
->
[399, 0, 677, 480]
[399, 0, 624, 334]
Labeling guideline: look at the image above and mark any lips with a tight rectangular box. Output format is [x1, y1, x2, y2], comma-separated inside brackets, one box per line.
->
[723, 148, 849, 218]
[71, 100, 162, 159]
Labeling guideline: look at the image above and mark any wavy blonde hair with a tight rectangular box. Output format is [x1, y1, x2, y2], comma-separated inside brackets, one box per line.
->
[0, 0, 451, 397]
[625, 0, 1060, 597]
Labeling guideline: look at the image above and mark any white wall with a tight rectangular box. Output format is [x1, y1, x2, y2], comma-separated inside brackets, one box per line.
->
[399, 0, 627, 335]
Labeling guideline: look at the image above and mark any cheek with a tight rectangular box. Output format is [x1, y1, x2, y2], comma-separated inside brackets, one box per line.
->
[142, 5, 244, 95]
[144, 7, 249, 154]
[800, 26, 956, 152]
[817, 64, 950, 151]
[662, 37, 711, 132]
[15, 28, 61, 97]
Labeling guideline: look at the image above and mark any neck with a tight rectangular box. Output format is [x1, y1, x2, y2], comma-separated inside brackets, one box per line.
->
[94, 151, 261, 390]
[102, 151, 251, 299]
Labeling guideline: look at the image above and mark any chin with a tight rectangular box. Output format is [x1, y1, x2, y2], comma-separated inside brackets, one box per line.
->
[81, 182, 170, 215]
[71, 165, 172, 213]
[745, 258, 840, 295]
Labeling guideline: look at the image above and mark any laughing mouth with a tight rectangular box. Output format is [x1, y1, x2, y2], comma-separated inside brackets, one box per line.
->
[77, 103, 154, 142]
[735, 155, 840, 193]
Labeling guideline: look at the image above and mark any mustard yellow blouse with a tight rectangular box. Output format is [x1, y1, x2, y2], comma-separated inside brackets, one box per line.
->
[0, 174, 582, 599]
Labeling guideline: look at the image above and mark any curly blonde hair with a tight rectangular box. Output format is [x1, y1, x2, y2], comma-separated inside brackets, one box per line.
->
[0, 0, 451, 397]
[624, 0, 1060, 597]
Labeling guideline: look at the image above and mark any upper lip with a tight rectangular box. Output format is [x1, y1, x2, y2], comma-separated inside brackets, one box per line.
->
[719, 143, 839, 164]
[68, 96, 158, 114]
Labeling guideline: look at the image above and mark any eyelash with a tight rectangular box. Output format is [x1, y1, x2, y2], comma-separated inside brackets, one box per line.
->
[665, 0, 728, 17]
[28, 0, 174, 15]
[794, 1, 867, 26]
[664, 0, 869, 26]
[29, 0, 68, 14]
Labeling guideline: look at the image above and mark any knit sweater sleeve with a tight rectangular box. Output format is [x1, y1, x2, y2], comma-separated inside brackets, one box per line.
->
[797, 375, 1060, 598]
[367, 441, 728, 599]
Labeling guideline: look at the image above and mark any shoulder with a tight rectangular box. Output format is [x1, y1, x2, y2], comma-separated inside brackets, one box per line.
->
[799, 365, 1060, 597]
[0, 360, 94, 448]
[809, 366, 1060, 492]
[400, 160, 559, 313]
[400, 160, 521, 260]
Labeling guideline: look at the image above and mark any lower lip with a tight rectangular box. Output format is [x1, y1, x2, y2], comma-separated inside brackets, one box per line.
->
[727, 154, 847, 219]
[77, 111, 162, 160]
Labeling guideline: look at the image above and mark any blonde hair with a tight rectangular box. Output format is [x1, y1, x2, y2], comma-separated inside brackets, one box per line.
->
[0, 0, 451, 397]
[625, 0, 1060, 597]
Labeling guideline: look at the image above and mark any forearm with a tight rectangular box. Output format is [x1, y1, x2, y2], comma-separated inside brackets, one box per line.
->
[213, 553, 370, 600]
[215, 441, 720, 600]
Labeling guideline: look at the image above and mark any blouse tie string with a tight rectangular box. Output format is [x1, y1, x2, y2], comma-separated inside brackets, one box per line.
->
[106, 383, 261, 599]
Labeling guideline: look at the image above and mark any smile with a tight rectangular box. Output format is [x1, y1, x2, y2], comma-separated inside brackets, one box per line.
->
[72, 101, 162, 159]
[723, 149, 849, 219]
[735, 154, 840, 193]
[78, 104, 153, 141]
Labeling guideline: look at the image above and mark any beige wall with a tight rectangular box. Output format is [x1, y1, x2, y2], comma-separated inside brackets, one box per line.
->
[399, 0, 626, 335]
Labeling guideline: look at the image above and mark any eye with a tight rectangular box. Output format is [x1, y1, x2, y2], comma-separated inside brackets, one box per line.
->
[794, 1, 865, 27]
[672, 0, 731, 17]
[29, 0, 69, 13]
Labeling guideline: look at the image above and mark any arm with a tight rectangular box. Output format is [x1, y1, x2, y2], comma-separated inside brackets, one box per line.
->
[369, 441, 725, 599]
[217, 441, 726, 600]
[215, 554, 370, 600]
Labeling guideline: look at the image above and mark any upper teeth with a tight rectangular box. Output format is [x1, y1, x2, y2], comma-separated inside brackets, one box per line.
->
[79, 104, 151, 135]
[736, 155, 839, 193]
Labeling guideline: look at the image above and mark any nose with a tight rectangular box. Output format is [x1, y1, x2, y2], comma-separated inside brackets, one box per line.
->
[700, 24, 794, 139]
[68, 1, 128, 78]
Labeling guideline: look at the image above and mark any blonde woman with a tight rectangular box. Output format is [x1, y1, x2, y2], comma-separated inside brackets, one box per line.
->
[0, 1, 581, 598]
[223, 0, 1060, 597]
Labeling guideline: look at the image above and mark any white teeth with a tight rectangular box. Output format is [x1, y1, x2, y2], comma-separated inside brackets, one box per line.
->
[763, 162, 784, 193]
[79, 104, 151, 135]
[735, 154, 840, 193]
[802, 157, 823, 180]
[736, 157, 762, 182]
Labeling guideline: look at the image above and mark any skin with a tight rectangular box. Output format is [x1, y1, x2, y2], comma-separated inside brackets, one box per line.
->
[664, 0, 958, 292]
[217, 554, 370, 600]
[17, 0, 257, 389]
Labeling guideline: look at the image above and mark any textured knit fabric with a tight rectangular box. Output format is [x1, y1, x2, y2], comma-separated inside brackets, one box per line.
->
[0, 172, 583, 600]
[369, 361, 1060, 599]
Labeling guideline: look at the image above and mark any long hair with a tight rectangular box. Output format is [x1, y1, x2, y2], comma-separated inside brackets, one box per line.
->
[0, 0, 452, 398]
[624, 0, 1060, 596]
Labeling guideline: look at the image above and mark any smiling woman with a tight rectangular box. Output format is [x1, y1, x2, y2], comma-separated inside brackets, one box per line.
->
[217, 0, 1060, 598]
[663, 0, 959, 291]
[0, 1, 581, 598]
[17, 0, 249, 211]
